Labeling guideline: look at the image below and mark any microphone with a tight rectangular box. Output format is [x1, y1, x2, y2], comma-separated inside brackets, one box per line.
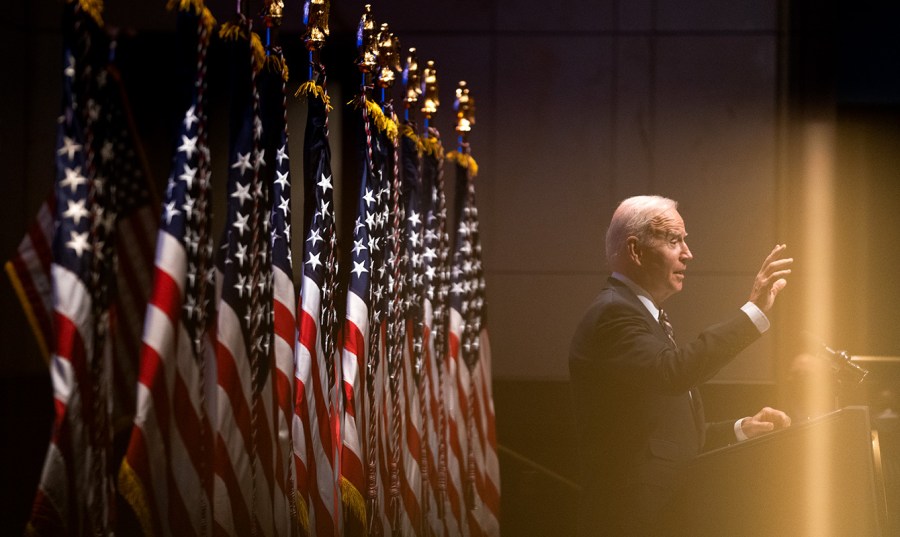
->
[801, 331, 869, 385]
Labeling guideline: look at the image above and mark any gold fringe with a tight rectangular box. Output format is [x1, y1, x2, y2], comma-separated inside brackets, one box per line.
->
[399, 124, 425, 155]
[165, 0, 217, 33]
[249, 31, 265, 73]
[348, 96, 398, 140]
[297, 493, 311, 535]
[218, 21, 244, 41]
[447, 150, 479, 177]
[200, 7, 217, 33]
[366, 100, 398, 141]
[166, 0, 200, 14]
[4, 261, 51, 364]
[264, 54, 289, 82]
[76, 0, 104, 27]
[118, 459, 156, 537]
[340, 477, 368, 532]
[294, 80, 333, 112]
[422, 136, 445, 159]
[218, 22, 265, 72]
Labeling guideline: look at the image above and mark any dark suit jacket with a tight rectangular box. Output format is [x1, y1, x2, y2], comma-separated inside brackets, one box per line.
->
[568, 277, 761, 535]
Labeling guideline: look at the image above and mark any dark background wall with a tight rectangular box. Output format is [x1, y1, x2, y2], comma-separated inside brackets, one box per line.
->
[3, 1, 900, 534]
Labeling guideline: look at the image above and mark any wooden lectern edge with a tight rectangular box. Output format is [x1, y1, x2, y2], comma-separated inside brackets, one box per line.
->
[693, 405, 871, 462]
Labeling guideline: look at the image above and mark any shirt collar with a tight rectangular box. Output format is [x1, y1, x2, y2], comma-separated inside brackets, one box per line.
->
[611, 272, 661, 320]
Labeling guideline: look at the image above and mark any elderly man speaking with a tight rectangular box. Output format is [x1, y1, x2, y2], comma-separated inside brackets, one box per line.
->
[569, 195, 793, 536]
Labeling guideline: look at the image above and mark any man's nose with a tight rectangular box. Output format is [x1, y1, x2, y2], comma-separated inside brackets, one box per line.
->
[682, 243, 693, 261]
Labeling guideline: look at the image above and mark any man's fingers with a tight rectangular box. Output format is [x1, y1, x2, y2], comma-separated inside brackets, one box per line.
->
[760, 258, 794, 281]
[771, 278, 787, 294]
[760, 244, 788, 267]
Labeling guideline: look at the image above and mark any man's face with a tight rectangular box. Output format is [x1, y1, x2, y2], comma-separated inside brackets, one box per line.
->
[632, 208, 693, 304]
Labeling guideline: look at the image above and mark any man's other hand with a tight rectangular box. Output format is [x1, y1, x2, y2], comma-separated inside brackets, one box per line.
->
[741, 406, 792, 439]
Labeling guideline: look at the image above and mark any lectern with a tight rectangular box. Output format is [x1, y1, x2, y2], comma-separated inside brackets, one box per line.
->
[660, 406, 886, 537]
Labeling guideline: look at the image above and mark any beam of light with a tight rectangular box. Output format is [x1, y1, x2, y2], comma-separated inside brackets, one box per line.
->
[800, 119, 836, 537]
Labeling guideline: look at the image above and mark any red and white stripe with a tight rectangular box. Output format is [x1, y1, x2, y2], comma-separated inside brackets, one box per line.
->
[473, 329, 500, 535]
[446, 313, 500, 537]
[213, 296, 277, 536]
[4, 195, 55, 360]
[445, 308, 469, 537]
[422, 300, 455, 537]
[401, 324, 425, 535]
[291, 298, 313, 536]
[272, 260, 297, 537]
[119, 230, 214, 537]
[111, 202, 158, 425]
[28, 263, 94, 535]
[375, 337, 393, 533]
[339, 290, 368, 535]
[295, 278, 339, 536]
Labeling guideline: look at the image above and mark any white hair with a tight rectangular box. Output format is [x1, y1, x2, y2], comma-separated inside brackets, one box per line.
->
[605, 195, 678, 267]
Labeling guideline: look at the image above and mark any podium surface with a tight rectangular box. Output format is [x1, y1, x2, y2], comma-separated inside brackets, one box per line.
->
[661, 406, 885, 537]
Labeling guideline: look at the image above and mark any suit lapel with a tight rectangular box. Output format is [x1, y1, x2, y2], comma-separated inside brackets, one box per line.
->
[607, 277, 673, 347]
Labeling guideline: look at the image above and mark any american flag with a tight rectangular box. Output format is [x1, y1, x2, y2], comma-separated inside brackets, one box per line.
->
[96, 63, 159, 437]
[379, 105, 423, 537]
[398, 122, 428, 536]
[356, 97, 392, 537]
[419, 131, 459, 537]
[212, 22, 277, 536]
[6, 41, 157, 440]
[338, 102, 379, 537]
[294, 76, 341, 537]
[258, 50, 299, 537]
[118, 4, 216, 536]
[27, 5, 116, 532]
[446, 151, 499, 537]
[371, 108, 412, 536]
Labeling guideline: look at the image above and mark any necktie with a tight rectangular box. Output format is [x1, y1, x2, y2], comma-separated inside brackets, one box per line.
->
[659, 309, 704, 440]
[658, 309, 677, 348]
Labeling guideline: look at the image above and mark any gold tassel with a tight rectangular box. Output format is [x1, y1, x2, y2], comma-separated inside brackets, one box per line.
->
[422, 136, 445, 159]
[200, 7, 217, 34]
[447, 150, 479, 177]
[118, 459, 156, 537]
[165, 1, 216, 34]
[76, 0, 104, 27]
[166, 0, 215, 30]
[166, 0, 198, 13]
[399, 124, 425, 155]
[295, 81, 333, 112]
[340, 476, 368, 534]
[366, 100, 398, 141]
[349, 96, 398, 140]
[264, 54, 289, 82]
[249, 31, 265, 73]
[218, 23, 265, 73]
[218, 21, 244, 41]
[297, 494, 311, 535]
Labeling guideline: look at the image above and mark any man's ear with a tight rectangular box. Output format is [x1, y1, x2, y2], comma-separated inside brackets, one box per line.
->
[626, 237, 642, 265]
